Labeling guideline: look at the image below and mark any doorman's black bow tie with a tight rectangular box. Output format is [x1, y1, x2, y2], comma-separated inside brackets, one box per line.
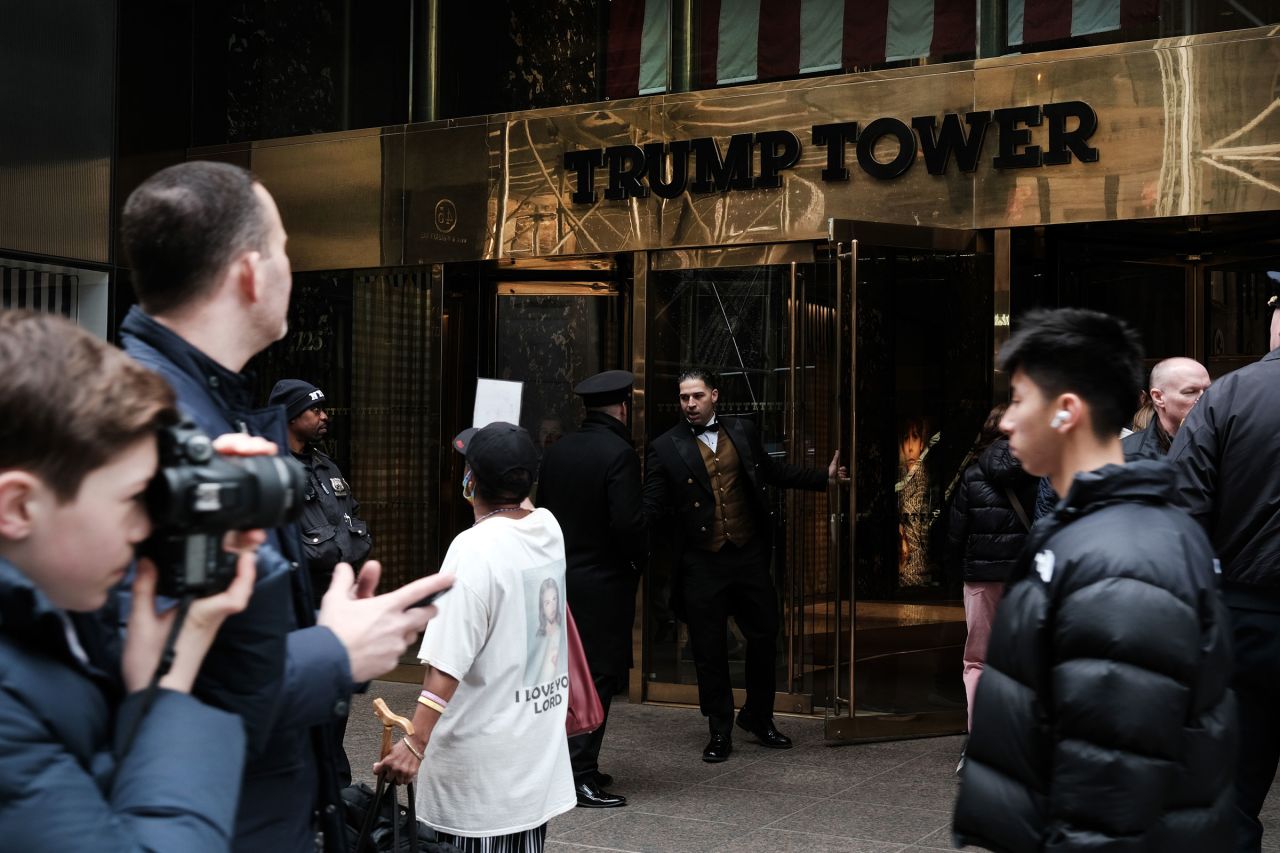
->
[691, 422, 720, 435]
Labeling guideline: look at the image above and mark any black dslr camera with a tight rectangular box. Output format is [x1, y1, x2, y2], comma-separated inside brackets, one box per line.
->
[140, 420, 307, 598]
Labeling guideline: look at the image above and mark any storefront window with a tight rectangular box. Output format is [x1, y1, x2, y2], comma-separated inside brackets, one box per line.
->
[1005, 0, 1279, 57]
[0, 261, 109, 339]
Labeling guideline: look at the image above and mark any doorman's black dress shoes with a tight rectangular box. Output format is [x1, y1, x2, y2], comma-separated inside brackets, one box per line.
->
[702, 733, 733, 762]
[575, 781, 626, 808]
[736, 715, 793, 749]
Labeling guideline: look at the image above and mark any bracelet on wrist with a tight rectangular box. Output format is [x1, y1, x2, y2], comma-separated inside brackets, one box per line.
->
[401, 738, 423, 761]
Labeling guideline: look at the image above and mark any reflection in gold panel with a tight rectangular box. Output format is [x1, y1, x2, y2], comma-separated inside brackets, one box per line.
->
[193, 26, 1280, 266]
[973, 29, 1280, 227]
[493, 106, 660, 258]
[250, 131, 384, 272]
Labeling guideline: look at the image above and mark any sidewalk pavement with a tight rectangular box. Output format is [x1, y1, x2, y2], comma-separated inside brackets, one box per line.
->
[347, 680, 968, 852]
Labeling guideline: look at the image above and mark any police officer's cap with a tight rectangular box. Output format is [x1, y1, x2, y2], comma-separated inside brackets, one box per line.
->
[574, 370, 634, 407]
[269, 379, 326, 421]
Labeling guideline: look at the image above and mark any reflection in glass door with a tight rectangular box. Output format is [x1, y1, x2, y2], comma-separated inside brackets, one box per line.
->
[641, 230, 993, 740]
[643, 260, 806, 708]
[492, 281, 627, 457]
[826, 223, 993, 741]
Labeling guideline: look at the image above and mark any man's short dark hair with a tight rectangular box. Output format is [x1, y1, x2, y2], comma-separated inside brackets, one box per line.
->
[999, 308, 1144, 439]
[474, 469, 533, 504]
[676, 367, 719, 389]
[121, 161, 270, 315]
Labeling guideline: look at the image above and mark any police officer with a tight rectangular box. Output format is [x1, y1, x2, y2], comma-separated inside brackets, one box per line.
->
[537, 370, 646, 808]
[268, 378, 374, 787]
[269, 380, 373, 606]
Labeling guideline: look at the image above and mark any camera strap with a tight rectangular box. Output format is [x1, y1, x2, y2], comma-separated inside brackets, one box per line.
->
[114, 596, 194, 766]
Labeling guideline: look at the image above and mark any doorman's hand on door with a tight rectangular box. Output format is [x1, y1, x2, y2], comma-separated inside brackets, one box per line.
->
[829, 450, 849, 483]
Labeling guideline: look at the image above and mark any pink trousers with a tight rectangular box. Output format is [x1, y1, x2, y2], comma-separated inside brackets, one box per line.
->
[962, 581, 1005, 732]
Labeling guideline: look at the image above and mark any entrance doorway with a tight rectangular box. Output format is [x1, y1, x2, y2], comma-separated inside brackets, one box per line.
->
[641, 223, 995, 740]
[1011, 214, 1280, 379]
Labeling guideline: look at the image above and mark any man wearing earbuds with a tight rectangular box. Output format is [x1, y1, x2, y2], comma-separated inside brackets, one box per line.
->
[953, 308, 1235, 853]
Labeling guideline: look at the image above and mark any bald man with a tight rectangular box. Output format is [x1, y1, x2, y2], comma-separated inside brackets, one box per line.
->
[1121, 357, 1210, 460]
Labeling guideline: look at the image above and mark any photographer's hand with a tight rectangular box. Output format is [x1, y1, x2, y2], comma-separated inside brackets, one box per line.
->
[122, 537, 259, 694]
[121, 433, 274, 694]
[318, 562, 454, 683]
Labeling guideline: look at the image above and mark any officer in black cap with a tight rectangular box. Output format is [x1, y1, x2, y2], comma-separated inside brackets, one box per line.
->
[268, 378, 373, 787]
[537, 369, 646, 809]
[268, 379, 372, 607]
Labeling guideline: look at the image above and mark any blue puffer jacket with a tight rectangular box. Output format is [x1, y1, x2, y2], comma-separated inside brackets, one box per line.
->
[0, 559, 245, 851]
[120, 307, 353, 853]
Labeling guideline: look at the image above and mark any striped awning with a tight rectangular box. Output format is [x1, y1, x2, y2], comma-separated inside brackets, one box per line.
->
[606, 0, 1155, 99]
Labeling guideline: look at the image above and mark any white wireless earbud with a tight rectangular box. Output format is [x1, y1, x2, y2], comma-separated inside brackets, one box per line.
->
[1049, 410, 1070, 429]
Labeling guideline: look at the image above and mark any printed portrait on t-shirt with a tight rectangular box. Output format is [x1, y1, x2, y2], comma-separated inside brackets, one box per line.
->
[524, 572, 568, 685]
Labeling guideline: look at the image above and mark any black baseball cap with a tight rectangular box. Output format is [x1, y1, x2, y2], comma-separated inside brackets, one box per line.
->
[451, 427, 477, 455]
[269, 379, 326, 421]
[464, 421, 538, 487]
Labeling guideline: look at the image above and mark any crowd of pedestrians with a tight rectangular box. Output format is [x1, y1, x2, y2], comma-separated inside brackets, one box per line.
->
[2, 159, 1278, 853]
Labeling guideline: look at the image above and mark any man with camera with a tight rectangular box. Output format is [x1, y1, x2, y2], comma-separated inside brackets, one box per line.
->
[119, 160, 450, 853]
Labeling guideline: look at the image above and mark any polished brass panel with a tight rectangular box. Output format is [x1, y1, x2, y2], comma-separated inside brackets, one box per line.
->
[630, 250, 648, 704]
[494, 281, 619, 296]
[974, 32, 1280, 227]
[651, 241, 815, 270]
[403, 122, 492, 265]
[195, 26, 1280, 267]
[497, 255, 617, 272]
[248, 131, 384, 272]
[495, 105, 660, 258]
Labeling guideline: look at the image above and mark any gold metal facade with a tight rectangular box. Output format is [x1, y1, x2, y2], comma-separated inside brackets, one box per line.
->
[199, 26, 1280, 272]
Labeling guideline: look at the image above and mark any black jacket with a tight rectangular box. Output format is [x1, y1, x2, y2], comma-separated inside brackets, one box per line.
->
[642, 416, 827, 551]
[944, 438, 1038, 584]
[297, 448, 372, 606]
[1169, 348, 1280, 596]
[537, 411, 646, 678]
[1121, 421, 1170, 461]
[953, 460, 1236, 852]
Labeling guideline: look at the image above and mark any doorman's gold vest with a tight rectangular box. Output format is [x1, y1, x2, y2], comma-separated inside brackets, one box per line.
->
[696, 430, 753, 551]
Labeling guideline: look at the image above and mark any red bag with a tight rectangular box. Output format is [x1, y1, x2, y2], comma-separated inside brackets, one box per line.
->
[564, 605, 604, 737]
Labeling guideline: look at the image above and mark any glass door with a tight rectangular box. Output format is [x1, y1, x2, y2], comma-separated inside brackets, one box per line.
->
[825, 221, 993, 741]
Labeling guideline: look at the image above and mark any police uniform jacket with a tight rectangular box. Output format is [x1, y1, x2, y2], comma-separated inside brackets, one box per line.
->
[537, 411, 646, 678]
[1170, 346, 1280, 598]
[298, 448, 371, 605]
[953, 460, 1235, 852]
[642, 415, 827, 552]
[121, 306, 353, 853]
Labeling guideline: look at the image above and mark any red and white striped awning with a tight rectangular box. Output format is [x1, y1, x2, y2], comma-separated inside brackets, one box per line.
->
[606, 0, 1155, 100]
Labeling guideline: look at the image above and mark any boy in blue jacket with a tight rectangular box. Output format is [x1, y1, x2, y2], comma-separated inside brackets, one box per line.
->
[0, 309, 262, 851]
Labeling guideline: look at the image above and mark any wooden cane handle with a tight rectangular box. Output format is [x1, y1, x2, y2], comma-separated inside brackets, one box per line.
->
[373, 697, 415, 736]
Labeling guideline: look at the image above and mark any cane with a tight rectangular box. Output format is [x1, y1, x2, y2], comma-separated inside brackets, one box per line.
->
[354, 698, 419, 853]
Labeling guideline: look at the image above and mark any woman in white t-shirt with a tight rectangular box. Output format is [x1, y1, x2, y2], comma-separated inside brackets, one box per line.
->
[375, 422, 575, 853]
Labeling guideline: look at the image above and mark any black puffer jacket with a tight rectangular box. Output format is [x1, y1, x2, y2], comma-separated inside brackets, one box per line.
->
[1170, 348, 1280, 594]
[953, 460, 1236, 852]
[945, 438, 1039, 583]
